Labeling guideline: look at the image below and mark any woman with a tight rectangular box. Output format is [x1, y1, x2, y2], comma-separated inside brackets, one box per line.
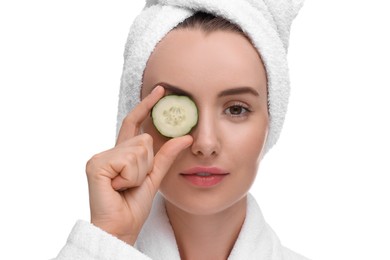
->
[55, 1, 308, 259]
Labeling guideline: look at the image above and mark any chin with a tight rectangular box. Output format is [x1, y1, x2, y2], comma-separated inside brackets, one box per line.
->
[160, 188, 249, 216]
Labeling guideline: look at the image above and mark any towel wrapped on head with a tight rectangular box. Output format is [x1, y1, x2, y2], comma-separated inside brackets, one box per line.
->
[117, 0, 304, 154]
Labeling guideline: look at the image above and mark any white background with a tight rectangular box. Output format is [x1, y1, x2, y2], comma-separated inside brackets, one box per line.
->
[1, 1, 389, 259]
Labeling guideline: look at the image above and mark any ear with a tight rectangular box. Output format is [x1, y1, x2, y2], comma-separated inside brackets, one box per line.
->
[262, 0, 305, 50]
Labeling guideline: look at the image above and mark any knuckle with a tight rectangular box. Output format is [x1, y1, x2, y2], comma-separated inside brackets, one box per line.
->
[85, 153, 102, 175]
[126, 152, 137, 165]
[137, 145, 149, 159]
[140, 133, 153, 146]
[122, 164, 142, 186]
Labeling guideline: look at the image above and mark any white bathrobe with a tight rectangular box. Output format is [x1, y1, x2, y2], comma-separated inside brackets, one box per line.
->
[54, 193, 309, 260]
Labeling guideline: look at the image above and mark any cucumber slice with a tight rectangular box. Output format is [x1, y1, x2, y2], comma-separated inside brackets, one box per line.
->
[152, 95, 198, 138]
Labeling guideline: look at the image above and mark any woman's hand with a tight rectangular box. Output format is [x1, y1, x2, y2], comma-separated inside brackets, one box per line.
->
[85, 86, 193, 245]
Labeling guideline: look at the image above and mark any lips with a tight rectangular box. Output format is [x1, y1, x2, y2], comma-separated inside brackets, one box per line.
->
[180, 166, 229, 187]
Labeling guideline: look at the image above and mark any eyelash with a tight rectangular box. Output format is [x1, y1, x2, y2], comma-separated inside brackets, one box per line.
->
[224, 102, 252, 118]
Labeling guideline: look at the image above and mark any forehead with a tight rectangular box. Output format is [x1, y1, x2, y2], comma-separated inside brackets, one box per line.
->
[142, 28, 266, 96]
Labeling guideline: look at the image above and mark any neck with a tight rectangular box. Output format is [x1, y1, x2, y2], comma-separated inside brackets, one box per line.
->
[164, 196, 247, 260]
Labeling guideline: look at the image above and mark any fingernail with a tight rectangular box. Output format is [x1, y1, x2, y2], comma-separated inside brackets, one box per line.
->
[182, 135, 194, 148]
[152, 85, 162, 93]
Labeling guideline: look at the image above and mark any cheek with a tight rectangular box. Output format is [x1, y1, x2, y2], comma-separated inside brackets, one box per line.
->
[233, 118, 267, 145]
[233, 134, 264, 161]
[225, 118, 268, 165]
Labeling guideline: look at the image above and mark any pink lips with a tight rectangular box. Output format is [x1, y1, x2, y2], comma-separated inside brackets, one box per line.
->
[180, 166, 229, 187]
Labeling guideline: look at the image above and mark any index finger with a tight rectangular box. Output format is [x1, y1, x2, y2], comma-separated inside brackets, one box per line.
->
[116, 85, 165, 145]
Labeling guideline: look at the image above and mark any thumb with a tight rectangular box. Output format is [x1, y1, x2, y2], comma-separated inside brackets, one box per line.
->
[149, 135, 193, 192]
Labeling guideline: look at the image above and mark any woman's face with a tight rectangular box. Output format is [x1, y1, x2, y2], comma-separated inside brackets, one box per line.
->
[141, 28, 268, 215]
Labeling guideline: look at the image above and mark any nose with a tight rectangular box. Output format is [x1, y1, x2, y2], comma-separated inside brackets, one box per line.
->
[190, 109, 221, 157]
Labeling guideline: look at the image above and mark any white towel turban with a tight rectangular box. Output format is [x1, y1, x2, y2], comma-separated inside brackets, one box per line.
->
[117, 0, 304, 154]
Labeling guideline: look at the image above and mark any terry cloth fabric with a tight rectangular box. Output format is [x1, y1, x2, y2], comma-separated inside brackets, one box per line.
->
[117, 0, 304, 154]
[54, 193, 310, 259]
[137, 192, 309, 259]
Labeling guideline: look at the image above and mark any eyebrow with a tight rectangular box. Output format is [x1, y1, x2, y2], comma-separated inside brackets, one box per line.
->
[218, 86, 259, 97]
[155, 82, 259, 98]
[157, 82, 193, 98]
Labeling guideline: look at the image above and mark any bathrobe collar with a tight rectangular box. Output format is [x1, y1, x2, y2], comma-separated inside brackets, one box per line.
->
[135, 193, 284, 260]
